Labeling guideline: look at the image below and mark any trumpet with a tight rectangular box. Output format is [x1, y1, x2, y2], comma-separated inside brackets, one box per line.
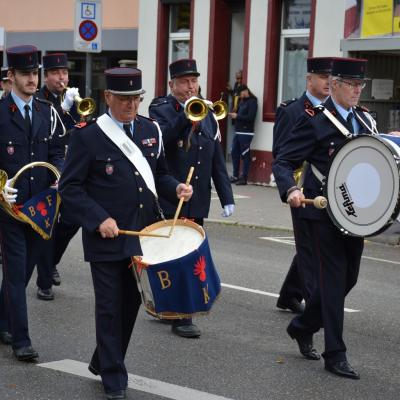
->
[61, 83, 96, 118]
[184, 96, 228, 122]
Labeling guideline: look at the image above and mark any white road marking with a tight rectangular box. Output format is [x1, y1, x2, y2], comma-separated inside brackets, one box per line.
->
[221, 283, 360, 313]
[211, 195, 250, 200]
[259, 236, 400, 265]
[38, 359, 235, 400]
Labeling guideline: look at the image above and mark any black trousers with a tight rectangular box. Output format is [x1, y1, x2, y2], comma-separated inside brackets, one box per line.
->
[0, 219, 47, 348]
[289, 219, 363, 361]
[36, 214, 80, 289]
[279, 207, 315, 302]
[89, 259, 141, 393]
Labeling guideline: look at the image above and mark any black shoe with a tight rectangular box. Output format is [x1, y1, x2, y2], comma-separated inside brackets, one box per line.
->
[105, 390, 126, 399]
[325, 360, 360, 379]
[0, 330, 12, 345]
[88, 363, 99, 376]
[277, 297, 305, 314]
[13, 346, 39, 361]
[52, 268, 61, 286]
[229, 176, 238, 183]
[235, 177, 247, 185]
[172, 324, 201, 338]
[37, 288, 54, 301]
[286, 325, 320, 360]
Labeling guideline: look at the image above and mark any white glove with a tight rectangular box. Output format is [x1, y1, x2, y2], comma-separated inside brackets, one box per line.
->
[221, 204, 234, 217]
[2, 179, 18, 205]
[61, 87, 80, 112]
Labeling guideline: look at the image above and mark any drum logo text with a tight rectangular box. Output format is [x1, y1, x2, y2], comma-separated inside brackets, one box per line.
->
[338, 183, 357, 217]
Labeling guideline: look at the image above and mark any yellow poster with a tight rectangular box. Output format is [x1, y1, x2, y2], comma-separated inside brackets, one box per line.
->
[361, 0, 393, 38]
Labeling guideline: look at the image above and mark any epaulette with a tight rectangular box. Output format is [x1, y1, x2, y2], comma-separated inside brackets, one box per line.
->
[149, 96, 169, 108]
[137, 114, 156, 122]
[279, 98, 297, 107]
[355, 105, 369, 112]
[75, 119, 96, 129]
[34, 97, 53, 106]
[305, 104, 324, 117]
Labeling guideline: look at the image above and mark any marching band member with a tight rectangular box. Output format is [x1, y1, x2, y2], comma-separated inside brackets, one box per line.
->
[273, 57, 333, 314]
[0, 67, 12, 98]
[149, 58, 234, 338]
[35, 52, 80, 300]
[0, 45, 64, 360]
[59, 67, 192, 400]
[273, 57, 376, 379]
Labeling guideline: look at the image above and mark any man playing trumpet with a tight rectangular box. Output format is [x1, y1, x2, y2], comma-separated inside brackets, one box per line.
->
[149, 58, 234, 338]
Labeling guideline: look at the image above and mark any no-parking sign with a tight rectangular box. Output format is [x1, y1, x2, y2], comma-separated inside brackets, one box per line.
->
[74, 0, 102, 53]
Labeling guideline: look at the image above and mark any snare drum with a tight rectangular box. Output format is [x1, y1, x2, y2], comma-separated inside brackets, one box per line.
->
[132, 219, 221, 319]
[324, 134, 400, 237]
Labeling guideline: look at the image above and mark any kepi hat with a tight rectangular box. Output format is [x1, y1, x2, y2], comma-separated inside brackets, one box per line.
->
[104, 67, 145, 95]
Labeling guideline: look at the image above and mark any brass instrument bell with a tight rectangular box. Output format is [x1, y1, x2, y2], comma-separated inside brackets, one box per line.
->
[61, 84, 96, 117]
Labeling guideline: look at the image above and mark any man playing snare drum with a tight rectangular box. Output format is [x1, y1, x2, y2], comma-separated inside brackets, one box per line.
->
[59, 67, 192, 400]
[273, 58, 376, 380]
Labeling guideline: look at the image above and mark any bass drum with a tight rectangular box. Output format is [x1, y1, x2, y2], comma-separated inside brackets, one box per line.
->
[324, 134, 400, 237]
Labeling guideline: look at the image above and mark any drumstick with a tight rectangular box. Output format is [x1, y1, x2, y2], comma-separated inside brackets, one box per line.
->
[169, 166, 195, 236]
[118, 229, 170, 238]
[300, 196, 328, 209]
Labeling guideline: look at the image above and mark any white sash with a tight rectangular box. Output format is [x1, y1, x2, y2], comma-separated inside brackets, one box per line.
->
[96, 114, 157, 197]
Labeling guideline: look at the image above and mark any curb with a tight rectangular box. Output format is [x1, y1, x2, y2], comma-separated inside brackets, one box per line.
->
[206, 218, 400, 246]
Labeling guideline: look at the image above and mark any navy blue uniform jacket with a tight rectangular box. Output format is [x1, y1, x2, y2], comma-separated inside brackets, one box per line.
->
[234, 96, 258, 133]
[149, 94, 234, 218]
[58, 115, 179, 262]
[272, 96, 375, 221]
[0, 93, 64, 220]
[273, 93, 313, 158]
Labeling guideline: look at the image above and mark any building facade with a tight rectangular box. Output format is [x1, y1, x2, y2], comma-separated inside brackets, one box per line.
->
[0, 0, 140, 112]
[139, 0, 400, 184]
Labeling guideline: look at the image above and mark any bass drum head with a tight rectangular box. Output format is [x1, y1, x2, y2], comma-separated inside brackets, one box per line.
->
[324, 135, 400, 237]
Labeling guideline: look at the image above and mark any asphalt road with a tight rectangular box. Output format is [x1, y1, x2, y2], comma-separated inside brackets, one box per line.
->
[0, 223, 399, 400]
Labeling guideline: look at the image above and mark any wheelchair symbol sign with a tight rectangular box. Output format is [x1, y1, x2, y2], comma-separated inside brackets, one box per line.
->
[81, 2, 96, 19]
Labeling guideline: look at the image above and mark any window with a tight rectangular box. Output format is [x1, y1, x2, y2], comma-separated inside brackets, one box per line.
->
[169, 4, 191, 63]
[278, 0, 311, 103]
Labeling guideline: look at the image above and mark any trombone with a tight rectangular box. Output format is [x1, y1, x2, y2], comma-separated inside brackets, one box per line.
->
[61, 83, 96, 118]
[184, 96, 228, 122]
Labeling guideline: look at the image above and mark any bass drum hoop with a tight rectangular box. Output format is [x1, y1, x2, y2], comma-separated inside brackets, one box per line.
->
[323, 135, 400, 237]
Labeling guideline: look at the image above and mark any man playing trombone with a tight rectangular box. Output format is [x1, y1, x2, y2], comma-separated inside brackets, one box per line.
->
[149, 58, 234, 338]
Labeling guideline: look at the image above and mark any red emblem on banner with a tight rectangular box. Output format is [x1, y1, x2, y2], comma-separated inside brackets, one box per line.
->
[194, 256, 207, 282]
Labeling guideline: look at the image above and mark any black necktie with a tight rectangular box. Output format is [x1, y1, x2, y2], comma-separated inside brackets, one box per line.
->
[123, 123, 132, 139]
[346, 112, 354, 134]
[24, 104, 32, 136]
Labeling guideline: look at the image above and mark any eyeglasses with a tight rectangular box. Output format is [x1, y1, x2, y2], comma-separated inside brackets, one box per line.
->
[337, 79, 366, 89]
[113, 95, 143, 103]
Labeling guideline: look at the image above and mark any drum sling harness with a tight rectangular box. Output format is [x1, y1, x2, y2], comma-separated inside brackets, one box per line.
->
[96, 113, 158, 198]
[309, 105, 378, 184]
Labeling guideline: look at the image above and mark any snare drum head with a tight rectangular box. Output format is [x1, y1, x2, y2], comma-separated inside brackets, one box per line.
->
[325, 135, 400, 236]
[139, 219, 205, 265]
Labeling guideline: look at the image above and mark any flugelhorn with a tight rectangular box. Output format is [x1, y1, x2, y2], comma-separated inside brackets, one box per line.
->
[184, 96, 228, 122]
[61, 83, 96, 118]
[0, 162, 60, 223]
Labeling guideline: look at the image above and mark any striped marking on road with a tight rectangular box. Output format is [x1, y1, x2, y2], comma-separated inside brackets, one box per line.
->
[259, 236, 400, 265]
[38, 359, 235, 400]
[221, 283, 360, 313]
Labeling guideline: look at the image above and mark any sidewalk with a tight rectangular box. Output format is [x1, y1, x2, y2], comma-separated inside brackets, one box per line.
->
[208, 180, 400, 246]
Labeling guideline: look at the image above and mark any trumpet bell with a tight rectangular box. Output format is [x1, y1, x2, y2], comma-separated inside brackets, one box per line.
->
[76, 96, 96, 117]
[212, 100, 228, 120]
[184, 97, 209, 122]
[0, 170, 8, 191]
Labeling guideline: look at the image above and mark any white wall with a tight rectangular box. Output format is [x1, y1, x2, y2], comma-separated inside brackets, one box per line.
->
[137, 0, 158, 116]
[247, 0, 273, 152]
[313, 0, 345, 56]
[192, 0, 211, 98]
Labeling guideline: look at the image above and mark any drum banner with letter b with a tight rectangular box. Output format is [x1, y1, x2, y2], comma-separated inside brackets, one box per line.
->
[13, 187, 60, 240]
[132, 219, 221, 319]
